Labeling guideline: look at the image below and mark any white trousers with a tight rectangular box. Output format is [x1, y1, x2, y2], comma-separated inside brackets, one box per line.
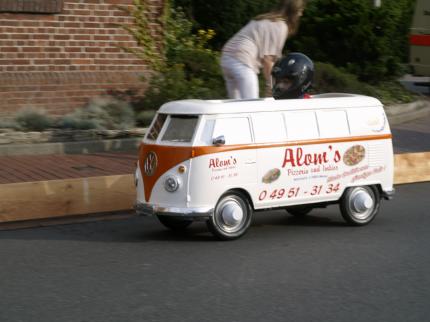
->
[221, 54, 259, 99]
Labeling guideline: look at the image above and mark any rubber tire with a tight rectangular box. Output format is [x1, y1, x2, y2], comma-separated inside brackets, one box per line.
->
[286, 205, 313, 217]
[339, 186, 380, 226]
[207, 191, 253, 240]
[157, 215, 193, 231]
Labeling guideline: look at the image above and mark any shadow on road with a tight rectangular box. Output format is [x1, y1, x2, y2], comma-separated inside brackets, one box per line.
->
[0, 207, 348, 243]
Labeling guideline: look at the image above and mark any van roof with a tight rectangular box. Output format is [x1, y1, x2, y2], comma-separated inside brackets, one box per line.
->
[158, 93, 383, 115]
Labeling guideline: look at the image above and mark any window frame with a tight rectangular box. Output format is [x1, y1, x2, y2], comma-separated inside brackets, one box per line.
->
[211, 115, 254, 146]
[0, 0, 64, 14]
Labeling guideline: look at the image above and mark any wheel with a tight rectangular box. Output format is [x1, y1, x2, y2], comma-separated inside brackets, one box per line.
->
[207, 191, 253, 240]
[339, 186, 380, 226]
[157, 215, 193, 231]
[286, 205, 313, 217]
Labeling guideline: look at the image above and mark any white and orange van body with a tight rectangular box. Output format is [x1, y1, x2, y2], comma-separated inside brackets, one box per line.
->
[135, 94, 394, 239]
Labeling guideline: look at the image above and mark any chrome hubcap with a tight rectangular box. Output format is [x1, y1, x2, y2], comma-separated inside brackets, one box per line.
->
[352, 191, 374, 212]
[215, 196, 247, 233]
[221, 202, 244, 227]
[349, 188, 375, 220]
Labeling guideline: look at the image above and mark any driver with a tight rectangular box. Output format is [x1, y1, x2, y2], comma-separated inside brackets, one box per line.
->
[271, 52, 314, 99]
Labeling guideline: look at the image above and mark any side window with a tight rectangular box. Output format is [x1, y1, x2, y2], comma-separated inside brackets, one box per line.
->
[317, 110, 350, 138]
[213, 117, 252, 145]
[284, 111, 319, 140]
[197, 119, 216, 145]
[252, 113, 286, 143]
[348, 107, 386, 135]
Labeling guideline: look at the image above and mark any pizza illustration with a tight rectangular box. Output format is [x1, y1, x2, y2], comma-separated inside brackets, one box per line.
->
[262, 168, 281, 184]
[343, 145, 366, 166]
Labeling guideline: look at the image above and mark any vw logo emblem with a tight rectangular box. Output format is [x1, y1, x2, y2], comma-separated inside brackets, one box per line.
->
[144, 151, 158, 176]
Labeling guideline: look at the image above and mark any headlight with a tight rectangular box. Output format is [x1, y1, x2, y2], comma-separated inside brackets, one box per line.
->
[164, 175, 180, 192]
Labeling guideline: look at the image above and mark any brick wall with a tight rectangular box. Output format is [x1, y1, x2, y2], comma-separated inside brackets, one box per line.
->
[0, 0, 163, 118]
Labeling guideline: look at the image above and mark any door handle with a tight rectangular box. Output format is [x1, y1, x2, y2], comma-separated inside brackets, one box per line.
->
[245, 160, 256, 164]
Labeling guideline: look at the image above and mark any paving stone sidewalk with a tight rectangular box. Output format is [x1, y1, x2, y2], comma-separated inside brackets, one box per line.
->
[0, 152, 136, 184]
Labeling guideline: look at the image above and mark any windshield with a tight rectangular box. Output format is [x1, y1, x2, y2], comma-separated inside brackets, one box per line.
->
[161, 115, 199, 143]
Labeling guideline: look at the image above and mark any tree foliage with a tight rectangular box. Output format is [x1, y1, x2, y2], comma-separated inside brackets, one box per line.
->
[289, 0, 416, 82]
[173, 0, 275, 49]
[174, 0, 416, 82]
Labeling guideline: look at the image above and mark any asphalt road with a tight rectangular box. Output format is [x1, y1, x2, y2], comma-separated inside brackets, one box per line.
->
[392, 112, 430, 153]
[1, 182, 430, 322]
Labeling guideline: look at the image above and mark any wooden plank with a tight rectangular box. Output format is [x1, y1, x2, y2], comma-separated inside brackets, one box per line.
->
[394, 152, 430, 185]
[0, 175, 135, 223]
[0, 152, 429, 224]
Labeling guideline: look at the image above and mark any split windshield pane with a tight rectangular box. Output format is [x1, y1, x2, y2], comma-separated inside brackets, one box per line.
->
[146, 114, 167, 141]
[161, 115, 199, 143]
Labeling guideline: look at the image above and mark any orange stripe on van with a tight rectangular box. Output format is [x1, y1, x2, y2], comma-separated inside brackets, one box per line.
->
[192, 134, 392, 156]
[139, 134, 392, 201]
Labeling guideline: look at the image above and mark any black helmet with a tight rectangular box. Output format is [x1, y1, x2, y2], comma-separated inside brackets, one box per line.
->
[271, 52, 314, 99]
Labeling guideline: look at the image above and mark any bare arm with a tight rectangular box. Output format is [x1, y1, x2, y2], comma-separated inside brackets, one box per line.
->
[262, 55, 276, 97]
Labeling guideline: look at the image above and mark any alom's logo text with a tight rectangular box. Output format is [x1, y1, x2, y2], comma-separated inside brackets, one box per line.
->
[282, 146, 341, 176]
[209, 156, 237, 169]
[282, 146, 341, 168]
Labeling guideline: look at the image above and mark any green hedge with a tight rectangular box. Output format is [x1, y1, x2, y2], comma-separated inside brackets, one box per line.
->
[174, 0, 416, 82]
[290, 0, 416, 82]
[173, 0, 275, 49]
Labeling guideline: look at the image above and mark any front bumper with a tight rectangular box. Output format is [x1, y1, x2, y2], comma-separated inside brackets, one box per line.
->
[135, 203, 213, 219]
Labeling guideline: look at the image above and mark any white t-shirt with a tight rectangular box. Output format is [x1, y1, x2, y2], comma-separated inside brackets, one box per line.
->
[222, 19, 288, 74]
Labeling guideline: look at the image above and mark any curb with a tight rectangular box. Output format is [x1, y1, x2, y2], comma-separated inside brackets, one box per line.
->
[0, 100, 428, 157]
[0, 152, 429, 229]
[385, 99, 430, 125]
[0, 137, 142, 156]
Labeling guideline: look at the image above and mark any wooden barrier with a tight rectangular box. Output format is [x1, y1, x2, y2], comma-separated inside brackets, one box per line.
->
[394, 152, 430, 184]
[0, 152, 429, 225]
[0, 175, 134, 223]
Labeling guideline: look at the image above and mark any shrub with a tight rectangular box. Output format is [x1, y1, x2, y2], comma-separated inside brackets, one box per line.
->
[59, 114, 99, 130]
[312, 62, 417, 105]
[59, 97, 135, 130]
[175, 0, 415, 83]
[289, 0, 416, 82]
[120, 1, 225, 111]
[312, 62, 377, 96]
[0, 119, 18, 129]
[172, 0, 275, 49]
[136, 110, 157, 126]
[14, 108, 53, 131]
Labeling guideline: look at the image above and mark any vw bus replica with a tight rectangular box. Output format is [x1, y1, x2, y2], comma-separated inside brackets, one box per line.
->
[135, 94, 394, 240]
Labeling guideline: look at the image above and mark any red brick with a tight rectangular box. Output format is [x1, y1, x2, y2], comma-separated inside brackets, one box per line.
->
[73, 10, 93, 15]
[65, 47, 82, 52]
[53, 35, 71, 40]
[85, 47, 101, 52]
[71, 59, 93, 65]
[22, 47, 41, 52]
[33, 34, 50, 40]
[45, 47, 62, 52]
[1, 47, 19, 52]
[73, 35, 92, 40]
